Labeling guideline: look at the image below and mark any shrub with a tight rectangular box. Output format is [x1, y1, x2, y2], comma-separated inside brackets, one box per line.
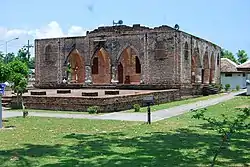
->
[133, 104, 141, 112]
[213, 84, 222, 91]
[224, 84, 231, 91]
[87, 106, 100, 114]
[236, 85, 240, 91]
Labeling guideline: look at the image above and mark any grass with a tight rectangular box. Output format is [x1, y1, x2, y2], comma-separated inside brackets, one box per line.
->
[0, 95, 249, 167]
[127, 92, 226, 113]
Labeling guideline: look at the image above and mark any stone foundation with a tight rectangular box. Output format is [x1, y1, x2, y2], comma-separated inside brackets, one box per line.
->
[11, 89, 180, 112]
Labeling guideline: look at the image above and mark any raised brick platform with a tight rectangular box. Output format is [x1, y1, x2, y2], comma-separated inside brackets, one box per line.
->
[10, 89, 181, 112]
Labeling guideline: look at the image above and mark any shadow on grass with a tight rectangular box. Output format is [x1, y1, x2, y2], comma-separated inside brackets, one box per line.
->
[0, 127, 249, 167]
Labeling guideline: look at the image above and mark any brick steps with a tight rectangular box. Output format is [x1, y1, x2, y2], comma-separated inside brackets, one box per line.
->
[202, 85, 219, 95]
[1, 96, 13, 108]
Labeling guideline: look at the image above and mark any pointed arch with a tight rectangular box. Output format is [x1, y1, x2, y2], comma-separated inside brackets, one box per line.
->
[117, 44, 141, 63]
[202, 51, 210, 84]
[117, 46, 141, 84]
[44, 44, 52, 61]
[191, 47, 202, 83]
[91, 47, 111, 84]
[66, 49, 85, 83]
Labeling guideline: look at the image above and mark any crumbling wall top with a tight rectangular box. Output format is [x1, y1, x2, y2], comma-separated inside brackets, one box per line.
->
[88, 24, 175, 34]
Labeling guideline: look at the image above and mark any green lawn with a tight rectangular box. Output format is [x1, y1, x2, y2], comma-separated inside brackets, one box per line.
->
[127, 93, 226, 113]
[0, 96, 249, 167]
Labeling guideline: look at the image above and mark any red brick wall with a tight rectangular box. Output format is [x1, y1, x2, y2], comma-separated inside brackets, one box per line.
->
[11, 89, 180, 112]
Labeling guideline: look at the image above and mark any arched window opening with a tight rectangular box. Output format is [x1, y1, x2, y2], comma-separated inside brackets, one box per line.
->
[92, 57, 98, 74]
[45, 45, 52, 61]
[135, 56, 141, 74]
[217, 53, 220, 66]
[155, 41, 166, 60]
[184, 42, 189, 60]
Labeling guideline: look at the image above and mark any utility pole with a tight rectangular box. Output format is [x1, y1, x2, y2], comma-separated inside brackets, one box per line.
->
[23, 40, 34, 61]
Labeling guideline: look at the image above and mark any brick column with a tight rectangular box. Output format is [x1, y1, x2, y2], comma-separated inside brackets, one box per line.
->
[203, 68, 210, 84]
[85, 65, 92, 84]
[111, 65, 118, 84]
[210, 69, 216, 84]
[195, 67, 202, 83]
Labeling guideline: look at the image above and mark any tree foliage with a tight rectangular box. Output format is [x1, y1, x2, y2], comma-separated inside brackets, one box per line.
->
[221, 49, 249, 64]
[0, 61, 11, 83]
[237, 50, 248, 64]
[4, 53, 15, 64]
[7, 59, 29, 109]
[192, 108, 250, 167]
[221, 49, 238, 64]
[0, 51, 4, 62]
[1, 47, 34, 69]
[8, 60, 29, 77]
[28, 57, 35, 69]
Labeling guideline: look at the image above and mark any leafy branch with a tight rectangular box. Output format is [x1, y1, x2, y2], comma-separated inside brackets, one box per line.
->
[192, 108, 250, 167]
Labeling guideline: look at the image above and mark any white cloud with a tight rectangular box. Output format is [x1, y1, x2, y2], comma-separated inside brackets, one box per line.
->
[32, 21, 65, 39]
[0, 21, 98, 54]
[68, 26, 87, 36]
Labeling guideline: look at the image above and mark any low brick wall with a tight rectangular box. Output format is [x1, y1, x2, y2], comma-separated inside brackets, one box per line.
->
[10, 89, 180, 112]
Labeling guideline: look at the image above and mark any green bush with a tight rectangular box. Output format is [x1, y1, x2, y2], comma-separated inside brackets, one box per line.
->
[225, 84, 231, 91]
[133, 104, 141, 112]
[214, 84, 222, 91]
[87, 106, 100, 114]
[236, 85, 240, 91]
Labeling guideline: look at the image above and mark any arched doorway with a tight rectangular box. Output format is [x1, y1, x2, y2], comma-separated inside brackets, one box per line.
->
[210, 52, 215, 84]
[191, 48, 202, 83]
[118, 46, 141, 84]
[118, 62, 123, 84]
[91, 47, 111, 84]
[67, 49, 85, 83]
[203, 51, 210, 84]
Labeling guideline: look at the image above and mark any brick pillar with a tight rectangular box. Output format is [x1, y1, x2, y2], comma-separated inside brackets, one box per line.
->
[111, 65, 118, 84]
[210, 69, 215, 84]
[85, 65, 92, 84]
[195, 67, 202, 83]
[203, 68, 210, 84]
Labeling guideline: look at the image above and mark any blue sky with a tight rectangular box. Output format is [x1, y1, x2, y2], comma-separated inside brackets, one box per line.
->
[0, 0, 249, 57]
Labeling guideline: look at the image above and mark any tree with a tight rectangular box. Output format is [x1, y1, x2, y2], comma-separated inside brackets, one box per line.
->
[7, 60, 29, 109]
[16, 47, 35, 69]
[221, 49, 238, 64]
[8, 60, 29, 77]
[28, 57, 35, 69]
[0, 61, 11, 83]
[4, 53, 15, 64]
[16, 48, 29, 63]
[0, 52, 4, 62]
[236, 50, 248, 64]
[192, 108, 250, 167]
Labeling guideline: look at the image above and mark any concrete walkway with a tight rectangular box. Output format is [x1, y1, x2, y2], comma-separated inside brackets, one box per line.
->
[2, 90, 246, 122]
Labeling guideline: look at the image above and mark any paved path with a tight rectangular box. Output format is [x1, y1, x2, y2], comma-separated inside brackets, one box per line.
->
[2, 90, 246, 122]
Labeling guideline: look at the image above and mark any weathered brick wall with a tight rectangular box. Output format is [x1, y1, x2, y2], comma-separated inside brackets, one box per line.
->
[35, 24, 221, 91]
[11, 89, 181, 112]
[180, 32, 221, 85]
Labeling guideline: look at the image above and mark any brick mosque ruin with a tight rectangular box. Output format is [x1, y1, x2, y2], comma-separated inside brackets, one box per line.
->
[23, 24, 222, 112]
[35, 24, 221, 90]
